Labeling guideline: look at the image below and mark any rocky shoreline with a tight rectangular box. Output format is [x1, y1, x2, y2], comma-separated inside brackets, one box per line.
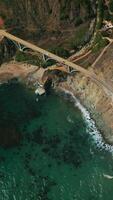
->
[56, 79, 113, 145]
[0, 62, 113, 146]
[0, 59, 113, 146]
[56, 86, 113, 152]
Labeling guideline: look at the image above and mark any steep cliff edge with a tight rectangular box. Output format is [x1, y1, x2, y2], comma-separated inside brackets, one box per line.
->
[54, 0, 113, 144]
[59, 41, 113, 144]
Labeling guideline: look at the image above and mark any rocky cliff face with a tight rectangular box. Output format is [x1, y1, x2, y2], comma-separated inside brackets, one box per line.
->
[0, 0, 96, 29]
[0, 0, 96, 43]
[60, 41, 113, 144]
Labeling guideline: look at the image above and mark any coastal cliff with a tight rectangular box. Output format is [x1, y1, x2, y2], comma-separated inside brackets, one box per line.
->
[58, 41, 113, 144]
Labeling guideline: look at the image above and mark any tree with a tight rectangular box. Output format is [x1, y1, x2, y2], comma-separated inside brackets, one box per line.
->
[109, 0, 113, 12]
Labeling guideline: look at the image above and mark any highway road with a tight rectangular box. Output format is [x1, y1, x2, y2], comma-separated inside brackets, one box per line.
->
[0, 29, 113, 96]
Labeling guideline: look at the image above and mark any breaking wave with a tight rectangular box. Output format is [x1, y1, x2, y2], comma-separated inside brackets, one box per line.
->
[62, 89, 113, 153]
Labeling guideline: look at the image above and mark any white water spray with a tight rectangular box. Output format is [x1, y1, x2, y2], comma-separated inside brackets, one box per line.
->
[63, 89, 113, 153]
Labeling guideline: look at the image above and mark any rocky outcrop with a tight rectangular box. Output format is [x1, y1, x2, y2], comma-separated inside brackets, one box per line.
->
[65, 76, 113, 144]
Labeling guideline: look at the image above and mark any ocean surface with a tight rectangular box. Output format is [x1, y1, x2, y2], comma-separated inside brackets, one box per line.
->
[0, 82, 113, 200]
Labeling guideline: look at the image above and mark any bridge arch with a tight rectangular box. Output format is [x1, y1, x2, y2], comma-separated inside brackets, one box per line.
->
[0, 30, 113, 96]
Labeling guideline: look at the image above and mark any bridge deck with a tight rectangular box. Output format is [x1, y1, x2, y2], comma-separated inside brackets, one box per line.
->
[0, 30, 94, 77]
[0, 29, 113, 96]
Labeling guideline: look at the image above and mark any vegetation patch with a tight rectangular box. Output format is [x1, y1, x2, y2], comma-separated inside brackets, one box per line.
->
[15, 51, 56, 68]
[96, 0, 104, 29]
[109, 0, 113, 12]
[92, 33, 109, 53]
[15, 51, 42, 66]
[68, 25, 90, 51]
[49, 46, 70, 58]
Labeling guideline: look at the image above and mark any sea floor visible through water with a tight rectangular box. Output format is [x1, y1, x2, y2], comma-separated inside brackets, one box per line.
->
[0, 82, 113, 200]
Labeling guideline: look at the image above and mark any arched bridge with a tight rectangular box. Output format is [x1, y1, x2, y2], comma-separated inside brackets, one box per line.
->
[0, 29, 113, 96]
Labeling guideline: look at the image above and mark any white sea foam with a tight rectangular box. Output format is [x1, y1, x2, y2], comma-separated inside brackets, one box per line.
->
[62, 89, 113, 153]
[67, 115, 74, 124]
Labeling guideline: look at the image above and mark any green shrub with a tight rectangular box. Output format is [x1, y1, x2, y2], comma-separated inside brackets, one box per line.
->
[96, 0, 104, 29]
[110, 15, 113, 23]
[15, 51, 57, 68]
[49, 46, 70, 58]
[15, 51, 42, 66]
[104, 10, 111, 21]
[109, 0, 113, 12]
[69, 26, 89, 50]
[92, 33, 109, 53]
[60, 13, 69, 20]
[42, 60, 56, 68]
[75, 17, 83, 26]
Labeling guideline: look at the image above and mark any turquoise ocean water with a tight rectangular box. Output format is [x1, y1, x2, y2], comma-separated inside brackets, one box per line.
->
[0, 82, 113, 200]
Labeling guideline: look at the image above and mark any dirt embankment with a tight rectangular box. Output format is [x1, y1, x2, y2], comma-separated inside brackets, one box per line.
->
[0, 62, 40, 84]
[58, 43, 113, 144]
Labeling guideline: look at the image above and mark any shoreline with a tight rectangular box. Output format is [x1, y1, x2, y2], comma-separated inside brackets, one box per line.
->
[56, 84, 113, 149]
[0, 62, 113, 147]
[0, 75, 113, 151]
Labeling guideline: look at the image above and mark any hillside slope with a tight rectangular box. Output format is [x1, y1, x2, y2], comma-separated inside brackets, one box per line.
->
[0, 0, 96, 49]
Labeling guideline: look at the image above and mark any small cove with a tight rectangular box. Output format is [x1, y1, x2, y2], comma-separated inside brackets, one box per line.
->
[0, 82, 113, 200]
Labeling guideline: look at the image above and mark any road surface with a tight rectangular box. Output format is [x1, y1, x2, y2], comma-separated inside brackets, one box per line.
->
[0, 29, 113, 96]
